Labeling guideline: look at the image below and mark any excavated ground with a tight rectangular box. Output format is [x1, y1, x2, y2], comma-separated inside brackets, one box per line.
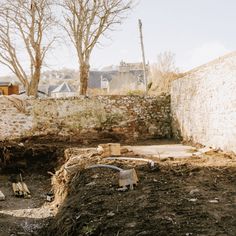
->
[0, 174, 52, 235]
[0, 140, 236, 236]
[45, 157, 236, 236]
[0, 140, 69, 236]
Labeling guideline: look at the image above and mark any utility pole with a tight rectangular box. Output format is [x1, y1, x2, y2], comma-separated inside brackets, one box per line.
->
[138, 19, 148, 95]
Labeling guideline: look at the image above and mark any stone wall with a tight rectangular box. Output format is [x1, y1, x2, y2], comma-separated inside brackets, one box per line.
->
[171, 52, 236, 152]
[0, 95, 171, 142]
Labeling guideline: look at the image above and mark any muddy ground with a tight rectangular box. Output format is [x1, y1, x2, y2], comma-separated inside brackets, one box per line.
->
[0, 140, 236, 236]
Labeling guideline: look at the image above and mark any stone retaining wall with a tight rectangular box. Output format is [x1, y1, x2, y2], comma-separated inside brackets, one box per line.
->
[0, 95, 171, 142]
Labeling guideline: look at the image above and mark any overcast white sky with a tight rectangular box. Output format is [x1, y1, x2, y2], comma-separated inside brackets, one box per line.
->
[1, 0, 236, 76]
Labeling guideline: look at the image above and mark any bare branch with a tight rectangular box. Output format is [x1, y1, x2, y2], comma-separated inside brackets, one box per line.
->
[61, 0, 134, 95]
[0, 0, 56, 97]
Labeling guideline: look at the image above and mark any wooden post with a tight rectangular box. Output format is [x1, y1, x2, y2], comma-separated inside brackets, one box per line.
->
[138, 19, 148, 95]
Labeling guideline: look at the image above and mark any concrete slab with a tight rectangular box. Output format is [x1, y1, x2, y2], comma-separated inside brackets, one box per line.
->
[124, 144, 197, 159]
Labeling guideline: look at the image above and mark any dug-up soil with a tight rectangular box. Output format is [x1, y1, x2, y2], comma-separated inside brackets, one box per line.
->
[0, 174, 53, 236]
[1, 141, 236, 236]
[45, 154, 236, 236]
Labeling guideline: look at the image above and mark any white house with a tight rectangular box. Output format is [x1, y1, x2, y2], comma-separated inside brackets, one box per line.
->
[51, 82, 77, 98]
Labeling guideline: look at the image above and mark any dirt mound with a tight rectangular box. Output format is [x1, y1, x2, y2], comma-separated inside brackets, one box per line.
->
[44, 162, 236, 236]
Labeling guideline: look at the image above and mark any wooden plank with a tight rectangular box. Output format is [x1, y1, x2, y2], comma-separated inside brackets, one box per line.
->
[12, 182, 31, 198]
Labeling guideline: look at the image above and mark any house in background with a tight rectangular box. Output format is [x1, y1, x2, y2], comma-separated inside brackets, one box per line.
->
[50, 82, 77, 98]
[0, 82, 19, 95]
[88, 70, 118, 90]
[107, 61, 149, 94]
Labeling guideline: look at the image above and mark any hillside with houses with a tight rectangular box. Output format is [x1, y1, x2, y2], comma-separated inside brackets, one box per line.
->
[0, 61, 148, 97]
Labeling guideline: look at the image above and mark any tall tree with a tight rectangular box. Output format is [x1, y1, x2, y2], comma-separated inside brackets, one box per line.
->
[62, 0, 134, 95]
[0, 0, 56, 97]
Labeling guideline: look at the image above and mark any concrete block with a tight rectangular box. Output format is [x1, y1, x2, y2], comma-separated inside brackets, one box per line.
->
[99, 143, 121, 157]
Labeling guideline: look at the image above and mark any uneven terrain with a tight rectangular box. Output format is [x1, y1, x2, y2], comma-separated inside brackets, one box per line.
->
[0, 141, 236, 236]
[46, 157, 236, 236]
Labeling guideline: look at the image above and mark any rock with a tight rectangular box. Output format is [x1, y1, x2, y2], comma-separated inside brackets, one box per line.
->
[0, 190, 5, 201]
[209, 199, 219, 203]
[97, 145, 104, 154]
[91, 174, 99, 179]
[107, 211, 115, 217]
[189, 189, 200, 195]
[117, 186, 128, 192]
[148, 125, 158, 135]
[126, 222, 137, 228]
[188, 198, 198, 202]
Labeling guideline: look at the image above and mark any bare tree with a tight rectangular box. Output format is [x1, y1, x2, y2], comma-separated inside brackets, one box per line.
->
[150, 51, 181, 94]
[0, 0, 56, 97]
[157, 51, 178, 77]
[61, 0, 134, 95]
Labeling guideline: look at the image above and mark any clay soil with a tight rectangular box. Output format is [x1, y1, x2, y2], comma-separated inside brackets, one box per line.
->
[46, 159, 236, 236]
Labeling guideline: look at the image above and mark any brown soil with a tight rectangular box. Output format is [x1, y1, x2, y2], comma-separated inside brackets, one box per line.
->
[1, 140, 236, 236]
[0, 174, 53, 236]
[0, 140, 66, 236]
[46, 160, 236, 236]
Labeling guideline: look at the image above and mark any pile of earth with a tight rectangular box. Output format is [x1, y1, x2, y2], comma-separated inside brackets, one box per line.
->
[44, 161, 236, 236]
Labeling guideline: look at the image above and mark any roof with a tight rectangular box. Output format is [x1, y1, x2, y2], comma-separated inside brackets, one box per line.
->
[51, 82, 75, 93]
[48, 85, 58, 94]
[0, 82, 13, 86]
[88, 71, 118, 88]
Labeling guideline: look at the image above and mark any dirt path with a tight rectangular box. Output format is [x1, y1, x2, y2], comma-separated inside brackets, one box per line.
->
[0, 174, 54, 236]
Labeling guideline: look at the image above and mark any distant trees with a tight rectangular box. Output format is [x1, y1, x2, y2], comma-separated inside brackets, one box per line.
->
[150, 51, 181, 94]
[61, 0, 134, 95]
[0, 0, 56, 97]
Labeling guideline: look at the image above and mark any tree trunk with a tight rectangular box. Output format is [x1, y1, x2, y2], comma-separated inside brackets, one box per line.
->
[27, 66, 41, 97]
[79, 62, 90, 95]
